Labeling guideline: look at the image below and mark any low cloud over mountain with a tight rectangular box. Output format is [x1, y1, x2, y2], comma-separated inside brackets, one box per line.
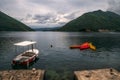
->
[1, 0, 120, 28]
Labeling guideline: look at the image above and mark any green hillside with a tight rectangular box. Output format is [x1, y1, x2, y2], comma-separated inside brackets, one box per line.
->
[0, 11, 33, 31]
[58, 10, 120, 32]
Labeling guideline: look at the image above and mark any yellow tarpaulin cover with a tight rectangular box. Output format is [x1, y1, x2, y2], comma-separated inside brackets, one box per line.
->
[89, 43, 96, 51]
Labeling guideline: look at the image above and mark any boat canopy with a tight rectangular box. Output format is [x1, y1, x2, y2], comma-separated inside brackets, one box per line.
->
[14, 41, 36, 46]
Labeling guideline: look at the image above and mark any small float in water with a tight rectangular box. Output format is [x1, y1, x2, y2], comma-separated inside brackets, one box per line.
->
[70, 42, 96, 51]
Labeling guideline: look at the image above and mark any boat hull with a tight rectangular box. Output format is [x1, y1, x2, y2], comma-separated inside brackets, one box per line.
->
[70, 42, 90, 50]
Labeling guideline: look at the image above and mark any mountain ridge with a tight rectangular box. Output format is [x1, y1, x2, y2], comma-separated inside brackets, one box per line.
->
[0, 11, 33, 31]
[57, 10, 120, 32]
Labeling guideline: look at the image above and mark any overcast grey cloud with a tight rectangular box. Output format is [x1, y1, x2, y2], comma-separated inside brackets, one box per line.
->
[33, 13, 58, 24]
[0, 0, 110, 28]
[107, 0, 120, 15]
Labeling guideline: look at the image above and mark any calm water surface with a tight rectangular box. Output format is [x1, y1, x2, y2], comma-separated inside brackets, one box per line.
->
[0, 31, 120, 80]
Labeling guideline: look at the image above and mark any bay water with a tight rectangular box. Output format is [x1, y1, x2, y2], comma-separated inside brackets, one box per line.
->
[0, 32, 120, 80]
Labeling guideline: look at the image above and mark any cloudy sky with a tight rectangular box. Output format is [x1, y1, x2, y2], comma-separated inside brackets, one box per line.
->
[0, 0, 120, 28]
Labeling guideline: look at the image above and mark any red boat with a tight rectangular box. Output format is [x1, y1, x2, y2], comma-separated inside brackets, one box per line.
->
[12, 41, 39, 67]
[79, 42, 90, 50]
[70, 42, 90, 50]
[69, 45, 81, 49]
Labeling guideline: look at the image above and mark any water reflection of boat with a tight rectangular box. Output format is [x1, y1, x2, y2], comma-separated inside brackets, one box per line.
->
[12, 41, 39, 67]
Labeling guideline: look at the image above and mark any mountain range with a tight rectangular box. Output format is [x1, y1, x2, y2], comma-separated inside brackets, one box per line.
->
[0, 11, 33, 31]
[57, 10, 120, 32]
